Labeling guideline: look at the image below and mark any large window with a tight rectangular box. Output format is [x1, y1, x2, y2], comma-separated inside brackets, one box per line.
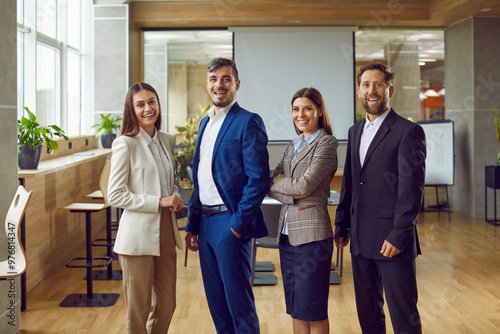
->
[36, 43, 60, 126]
[17, 0, 86, 136]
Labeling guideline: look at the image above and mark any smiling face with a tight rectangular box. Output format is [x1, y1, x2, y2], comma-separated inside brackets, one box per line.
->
[206, 65, 240, 112]
[292, 97, 322, 139]
[132, 89, 159, 137]
[357, 69, 395, 121]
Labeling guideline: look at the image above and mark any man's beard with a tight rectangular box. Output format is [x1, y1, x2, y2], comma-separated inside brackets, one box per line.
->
[362, 96, 388, 116]
[211, 99, 232, 108]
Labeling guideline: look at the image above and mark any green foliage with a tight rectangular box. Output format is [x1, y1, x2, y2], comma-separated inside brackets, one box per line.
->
[493, 106, 500, 165]
[92, 113, 122, 136]
[175, 103, 210, 186]
[356, 111, 365, 123]
[17, 107, 69, 156]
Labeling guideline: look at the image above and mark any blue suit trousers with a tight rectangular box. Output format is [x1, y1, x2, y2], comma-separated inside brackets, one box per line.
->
[198, 211, 260, 334]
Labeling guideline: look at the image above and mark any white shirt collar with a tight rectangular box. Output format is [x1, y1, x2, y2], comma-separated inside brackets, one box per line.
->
[364, 108, 391, 129]
[139, 127, 157, 145]
[208, 100, 237, 120]
[293, 128, 322, 147]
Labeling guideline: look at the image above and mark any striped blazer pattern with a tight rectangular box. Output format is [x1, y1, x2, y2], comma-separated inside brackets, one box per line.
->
[268, 129, 338, 246]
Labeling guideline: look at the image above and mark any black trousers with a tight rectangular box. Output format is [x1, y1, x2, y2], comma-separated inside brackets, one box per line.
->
[351, 254, 422, 334]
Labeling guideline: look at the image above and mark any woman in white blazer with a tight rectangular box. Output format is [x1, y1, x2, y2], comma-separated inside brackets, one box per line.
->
[108, 82, 184, 334]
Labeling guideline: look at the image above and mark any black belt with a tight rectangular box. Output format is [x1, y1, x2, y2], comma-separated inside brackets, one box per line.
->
[202, 204, 229, 217]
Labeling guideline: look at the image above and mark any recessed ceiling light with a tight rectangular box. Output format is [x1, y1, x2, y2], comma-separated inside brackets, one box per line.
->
[480, 8, 492, 12]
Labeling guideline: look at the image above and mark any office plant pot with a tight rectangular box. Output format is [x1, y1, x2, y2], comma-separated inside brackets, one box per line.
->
[18, 144, 43, 169]
[100, 134, 116, 148]
[485, 165, 500, 189]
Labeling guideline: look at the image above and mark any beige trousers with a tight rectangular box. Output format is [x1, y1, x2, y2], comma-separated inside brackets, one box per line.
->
[119, 208, 177, 334]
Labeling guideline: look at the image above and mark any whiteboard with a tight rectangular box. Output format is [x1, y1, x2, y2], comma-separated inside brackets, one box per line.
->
[418, 120, 455, 186]
[233, 28, 355, 141]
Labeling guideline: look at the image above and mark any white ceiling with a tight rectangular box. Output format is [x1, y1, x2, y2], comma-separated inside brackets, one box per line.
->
[144, 28, 444, 65]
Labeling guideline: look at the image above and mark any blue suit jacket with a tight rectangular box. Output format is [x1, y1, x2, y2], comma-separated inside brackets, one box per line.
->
[186, 102, 270, 239]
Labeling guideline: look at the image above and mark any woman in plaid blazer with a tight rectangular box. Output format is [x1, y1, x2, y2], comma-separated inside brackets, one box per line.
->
[268, 87, 338, 334]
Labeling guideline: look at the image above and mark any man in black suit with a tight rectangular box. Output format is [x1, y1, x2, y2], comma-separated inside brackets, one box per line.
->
[334, 63, 425, 334]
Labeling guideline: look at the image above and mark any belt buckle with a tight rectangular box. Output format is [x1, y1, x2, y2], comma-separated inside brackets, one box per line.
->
[202, 207, 210, 216]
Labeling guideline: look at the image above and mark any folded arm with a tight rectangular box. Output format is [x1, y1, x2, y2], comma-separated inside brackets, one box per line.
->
[270, 136, 338, 198]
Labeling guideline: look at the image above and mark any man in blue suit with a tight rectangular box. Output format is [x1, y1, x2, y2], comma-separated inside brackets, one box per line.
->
[185, 57, 269, 333]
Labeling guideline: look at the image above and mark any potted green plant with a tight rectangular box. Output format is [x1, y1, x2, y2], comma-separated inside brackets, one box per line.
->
[175, 103, 210, 187]
[494, 106, 500, 166]
[92, 113, 122, 148]
[485, 106, 500, 190]
[17, 107, 69, 169]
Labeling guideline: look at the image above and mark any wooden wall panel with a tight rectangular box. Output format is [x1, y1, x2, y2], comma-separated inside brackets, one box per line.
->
[132, 1, 431, 28]
[130, 0, 500, 29]
[23, 156, 107, 291]
[430, 0, 500, 26]
[39, 136, 98, 162]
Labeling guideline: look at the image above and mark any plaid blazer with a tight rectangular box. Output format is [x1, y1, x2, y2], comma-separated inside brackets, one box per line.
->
[268, 129, 338, 246]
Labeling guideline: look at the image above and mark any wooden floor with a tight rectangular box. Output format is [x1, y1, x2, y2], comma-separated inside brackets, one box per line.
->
[19, 210, 500, 333]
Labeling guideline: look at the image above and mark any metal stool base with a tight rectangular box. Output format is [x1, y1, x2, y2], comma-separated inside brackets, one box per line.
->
[60, 293, 120, 307]
[84, 269, 122, 281]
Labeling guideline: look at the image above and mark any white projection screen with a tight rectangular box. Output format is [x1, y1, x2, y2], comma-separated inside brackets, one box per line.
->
[233, 27, 356, 141]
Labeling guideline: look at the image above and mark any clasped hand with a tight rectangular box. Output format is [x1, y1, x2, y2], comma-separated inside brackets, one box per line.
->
[159, 194, 184, 212]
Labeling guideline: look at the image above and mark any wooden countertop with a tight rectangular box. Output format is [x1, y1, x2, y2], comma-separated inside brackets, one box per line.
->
[18, 148, 112, 179]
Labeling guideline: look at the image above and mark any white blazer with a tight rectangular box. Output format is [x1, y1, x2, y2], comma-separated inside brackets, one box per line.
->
[108, 131, 183, 256]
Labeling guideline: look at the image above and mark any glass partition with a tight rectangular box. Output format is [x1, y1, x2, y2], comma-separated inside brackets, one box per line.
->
[144, 30, 232, 133]
[355, 29, 445, 121]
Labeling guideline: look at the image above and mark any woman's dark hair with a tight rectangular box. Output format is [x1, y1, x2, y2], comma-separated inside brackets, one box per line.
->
[121, 82, 162, 137]
[291, 87, 333, 136]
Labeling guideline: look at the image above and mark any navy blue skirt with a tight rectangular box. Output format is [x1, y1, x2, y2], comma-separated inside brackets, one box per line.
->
[279, 235, 333, 321]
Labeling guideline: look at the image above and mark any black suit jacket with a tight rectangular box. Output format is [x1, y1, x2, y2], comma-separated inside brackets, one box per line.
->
[334, 109, 426, 261]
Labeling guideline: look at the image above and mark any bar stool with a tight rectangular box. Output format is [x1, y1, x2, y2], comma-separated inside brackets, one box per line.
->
[59, 160, 119, 307]
[84, 188, 122, 280]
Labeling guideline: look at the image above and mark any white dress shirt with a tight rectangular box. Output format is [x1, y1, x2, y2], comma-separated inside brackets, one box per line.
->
[139, 128, 172, 197]
[359, 108, 390, 167]
[198, 100, 236, 205]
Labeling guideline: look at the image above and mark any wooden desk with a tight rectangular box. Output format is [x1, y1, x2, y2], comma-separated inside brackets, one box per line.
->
[331, 167, 343, 193]
[18, 149, 111, 310]
[18, 148, 112, 179]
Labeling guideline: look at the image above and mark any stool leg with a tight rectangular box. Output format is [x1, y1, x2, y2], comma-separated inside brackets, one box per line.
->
[106, 206, 113, 278]
[435, 186, 440, 216]
[340, 248, 344, 277]
[85, 212, 93, 300]
[445, 185, 451, 221]
[495, 189, 498, 224]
